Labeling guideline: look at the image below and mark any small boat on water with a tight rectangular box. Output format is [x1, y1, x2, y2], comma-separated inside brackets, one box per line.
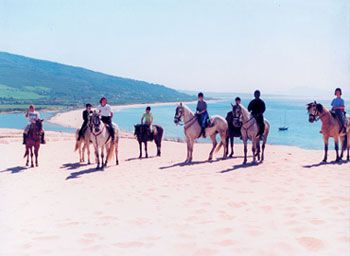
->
[279, 112, 288, 131]
[279, 126, 288, 131]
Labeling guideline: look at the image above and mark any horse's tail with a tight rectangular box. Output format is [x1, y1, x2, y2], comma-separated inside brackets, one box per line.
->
[23, 148, 28, 158]
[215, 141, 224, 154]
[107, 141, 115, 162]
[74, 129, 80, 152]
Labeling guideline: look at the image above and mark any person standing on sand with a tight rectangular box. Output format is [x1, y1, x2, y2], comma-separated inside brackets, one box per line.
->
[331, 87, 346, 133]
[23, 105, 45, 144]
[248, 90, 266, 138]
[97, 97, 115, 142]
[77, 103, 93, 141]
[196, 92, 209, 138]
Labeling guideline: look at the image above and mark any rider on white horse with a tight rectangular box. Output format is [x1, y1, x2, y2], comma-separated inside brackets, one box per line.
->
[196, 92, 209, 138]
[97, 97, 115, 142]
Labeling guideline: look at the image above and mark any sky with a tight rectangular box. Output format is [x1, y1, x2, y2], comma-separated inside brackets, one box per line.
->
[0, 0, 349, 97]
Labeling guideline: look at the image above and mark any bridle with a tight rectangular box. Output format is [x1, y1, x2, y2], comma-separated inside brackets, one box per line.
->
[174, 106, 198, 130]
[232, 106, 254, 132]
[308, 104, 326, 122]
[90, 114, 105, 137]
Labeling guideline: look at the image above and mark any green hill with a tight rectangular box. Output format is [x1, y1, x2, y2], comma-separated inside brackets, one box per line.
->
[0, 52, 193, 111]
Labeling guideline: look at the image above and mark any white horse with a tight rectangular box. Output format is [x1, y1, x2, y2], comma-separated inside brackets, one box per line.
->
[90, 111, 119, 169]
[232, 104, 270, 164]
[174, 103, 228, 163]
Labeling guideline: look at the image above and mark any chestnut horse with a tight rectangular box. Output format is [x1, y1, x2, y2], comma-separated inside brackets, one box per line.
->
[24, 119, 43, 167]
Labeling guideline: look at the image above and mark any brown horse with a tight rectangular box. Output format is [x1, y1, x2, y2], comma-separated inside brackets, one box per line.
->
[74, 127, 92, 164]
[307, 101, 350, 162]
[24, 119, 43, 167]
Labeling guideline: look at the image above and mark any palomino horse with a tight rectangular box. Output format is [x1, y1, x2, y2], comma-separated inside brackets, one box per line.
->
[24, 119, 43, 167]
[74, 127, 92, 164]
[307, 101, 350, 162]
[134, 124, 164, 158]
[225, 109, 241, 157]
[90, 112, 119, 169]
[232, 104, 270, 164]
[174, 103, 228, 163]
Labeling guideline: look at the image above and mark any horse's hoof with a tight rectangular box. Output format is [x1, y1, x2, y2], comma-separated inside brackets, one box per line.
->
[87, 161, 91, 165]
[229, 154, 233, 158]
[146, 155, 148, 158]
[116, 161, 119, 165]
[31, 164, 34, 168]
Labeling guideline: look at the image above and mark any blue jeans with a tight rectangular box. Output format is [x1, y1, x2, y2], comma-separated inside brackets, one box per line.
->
[199, 111, 209, 129]
[334, 110, 345, 127]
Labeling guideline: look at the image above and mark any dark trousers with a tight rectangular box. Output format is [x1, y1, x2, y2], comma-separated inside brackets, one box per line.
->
[198, 111, 209, 129]
[101, 116, 115, 140]
[254, 114, 265, 136]
[78, 121, 88, 139]
[334, 110, 346, 128]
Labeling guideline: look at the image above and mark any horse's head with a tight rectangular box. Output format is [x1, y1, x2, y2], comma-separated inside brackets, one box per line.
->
[90, 111, 101, 132]
[174, 103, 184, 125]
[134, 124, 141, 136]
[306, 101, 323, 123]
[231, 104, 242, 127]
[35, 119, 43, 131]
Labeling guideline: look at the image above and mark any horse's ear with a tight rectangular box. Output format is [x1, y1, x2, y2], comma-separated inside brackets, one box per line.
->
[316, 103, 323, 113]
[41, 119, 44, 122]
[231, 103, 234, 108]
[179, 102, 182, 106]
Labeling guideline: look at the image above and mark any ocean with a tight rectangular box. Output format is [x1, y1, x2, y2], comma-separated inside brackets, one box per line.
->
[0, 94, 345, 150]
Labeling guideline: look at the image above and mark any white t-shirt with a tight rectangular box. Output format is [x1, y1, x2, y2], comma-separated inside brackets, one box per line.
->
[27, 111, 40, 124]
[97, 104, 112, 117]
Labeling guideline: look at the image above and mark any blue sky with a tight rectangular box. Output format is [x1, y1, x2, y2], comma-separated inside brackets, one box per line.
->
[0, 0, 349, 97]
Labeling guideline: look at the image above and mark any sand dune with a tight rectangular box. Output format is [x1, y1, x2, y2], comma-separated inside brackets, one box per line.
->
[0, 128, 349, 255]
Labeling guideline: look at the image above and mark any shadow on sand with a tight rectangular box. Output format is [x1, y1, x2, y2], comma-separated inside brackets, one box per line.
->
[66, 167, 103, 180]
[61, 162, 89, 170]
[125, 156, 158, 162]
[219, 161, 261, 173]
[0, 166, 28, 174]
[303, 159, 348, 169]
[159, 157, 230, 170]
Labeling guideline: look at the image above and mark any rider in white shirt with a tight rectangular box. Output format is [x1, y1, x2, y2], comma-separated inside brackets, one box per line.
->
[23, 105, 45, 144]
[97, 97, 115, 142]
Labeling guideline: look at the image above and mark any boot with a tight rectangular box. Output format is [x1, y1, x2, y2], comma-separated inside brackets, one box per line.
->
[41, 133, 46, 144]
[201, 128, 206, 138]
[23, 133, 26, 145]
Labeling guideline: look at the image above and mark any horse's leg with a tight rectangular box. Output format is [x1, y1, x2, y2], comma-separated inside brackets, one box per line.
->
[145, 141, 148, 158]
[34, 145, 39, 167]
[322, 136, 329, 162]
[115, 140, 119, 165]
[243, 138, 248, 164]
[334, 135, 340, 162]
[155, 139, 161, 157]
[189, 139, 194, 163]
[208, 134, 217, 161]
[87, 140, 91, 165]
[30, 147, 34, 167]
[25, 146, 29, 166]
[229, 137, 234, 157]
[185, 139, 190, 163]
[256, 140, 261, 161]
[340, 135, 345, 160]
[95, 146, 100, 169]
[101, 146, 105, 168]
[251, 138, 256, 163]
[138, 141, 142, 158]
[221, 132, 227, 159]
[261, 135, 267, 162]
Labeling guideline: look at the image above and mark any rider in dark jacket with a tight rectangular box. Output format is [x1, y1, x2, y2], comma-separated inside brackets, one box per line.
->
[196, 92, 209, 138]
[77, 103, 93, 141]
[248, 90, 266, 137]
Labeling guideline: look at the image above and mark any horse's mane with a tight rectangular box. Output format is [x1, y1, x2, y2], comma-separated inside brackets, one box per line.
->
[181, 104, 195, 117]
[239, 104, 250, 120]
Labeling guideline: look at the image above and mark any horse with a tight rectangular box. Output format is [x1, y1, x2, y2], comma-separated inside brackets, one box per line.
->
[134, 124, 164, 158]
[307, 101, 350, 162]
[74, 126, 92, 164]
[24, 119, 43, 167]
[90, 111, 119, 169]
[174, 103, 228, 163]
[231, 104, 270, 164]
[225, 109, 242, 157]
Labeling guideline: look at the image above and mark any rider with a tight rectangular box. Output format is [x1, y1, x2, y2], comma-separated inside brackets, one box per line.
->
[331, 87, 346, 133]
[23, 105, 45, 144]
[235, 96, 241, 106]
[97, 97, 115, 142]
[77, 103, 93, 141]
[248, 90, 266, 138]
[196, 92, 209, 138]
[141, 106, 155, 136]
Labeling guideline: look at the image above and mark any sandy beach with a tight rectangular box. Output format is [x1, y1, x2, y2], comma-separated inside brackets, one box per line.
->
[0, 128, 349, 255]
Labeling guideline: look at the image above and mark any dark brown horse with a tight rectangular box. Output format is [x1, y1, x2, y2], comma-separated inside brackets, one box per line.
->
[24, 119, 43, 167]
[225, 110, 241, 157]
[134, 124, 163, 158]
